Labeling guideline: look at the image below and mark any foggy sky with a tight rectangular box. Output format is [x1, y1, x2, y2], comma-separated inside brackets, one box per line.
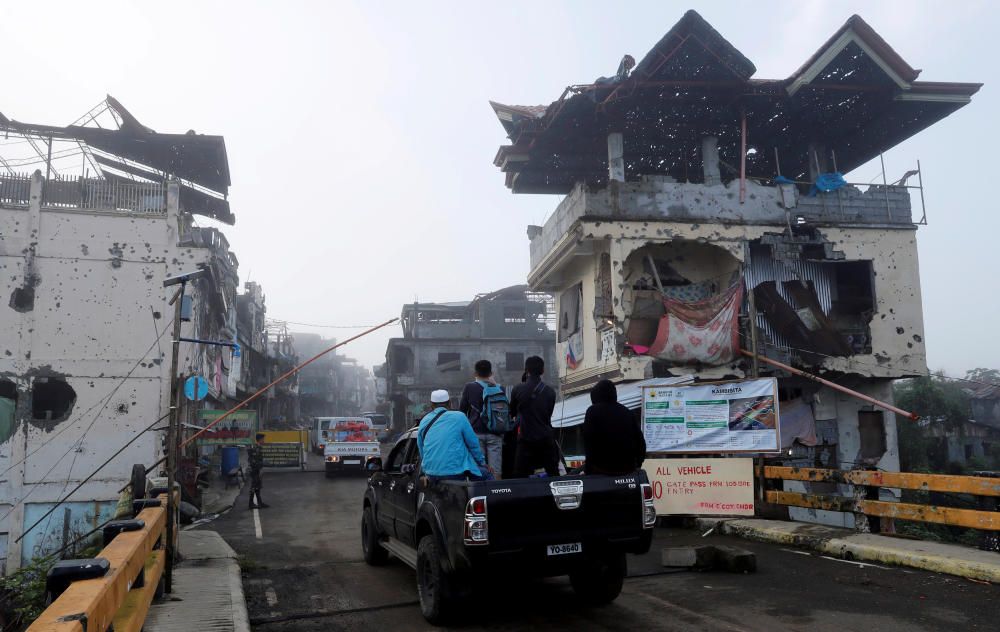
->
[1, 1, 995, 378]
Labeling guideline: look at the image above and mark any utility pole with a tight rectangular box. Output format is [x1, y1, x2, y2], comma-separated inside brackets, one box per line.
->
[164, 280, 185, 593]
[162, 267, 207, 593]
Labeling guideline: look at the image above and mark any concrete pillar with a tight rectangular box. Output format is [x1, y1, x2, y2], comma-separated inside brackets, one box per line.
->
[607, 133, 625, 183]
[702, 136, 721, 185]
[166, 179, 181, 245]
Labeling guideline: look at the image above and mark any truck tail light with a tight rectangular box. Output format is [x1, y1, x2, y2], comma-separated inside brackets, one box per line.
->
[464, 496, 488, 545]
[640, 484, 656, 528]
[326, 455, 340, 463]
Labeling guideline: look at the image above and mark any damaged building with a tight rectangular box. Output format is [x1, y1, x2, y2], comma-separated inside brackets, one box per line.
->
[491, 11, 979, 526]
[0, 97, 253, 570]
[384, 285, 556, 431]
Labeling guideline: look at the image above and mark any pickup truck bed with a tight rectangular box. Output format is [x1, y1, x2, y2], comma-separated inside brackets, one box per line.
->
[361, 428, 656, 623]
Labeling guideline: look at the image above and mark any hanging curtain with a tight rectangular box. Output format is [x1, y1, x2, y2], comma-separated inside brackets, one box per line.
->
[648, 280, 743, 366]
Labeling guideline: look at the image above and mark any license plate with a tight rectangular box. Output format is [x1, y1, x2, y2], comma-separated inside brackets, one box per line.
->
[344, 459, 360, 465]
[547, 542, 582, 556]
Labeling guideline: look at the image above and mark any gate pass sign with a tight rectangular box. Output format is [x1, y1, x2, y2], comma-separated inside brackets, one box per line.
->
[642, 457, 754, 516]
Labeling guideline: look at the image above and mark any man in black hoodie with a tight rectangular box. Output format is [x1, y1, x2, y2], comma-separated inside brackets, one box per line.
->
[582, 380, 646, 475]
[510, 356, 559, 477]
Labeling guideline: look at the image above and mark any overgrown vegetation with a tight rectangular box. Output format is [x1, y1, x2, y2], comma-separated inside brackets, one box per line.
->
[0, 554, 55, 631]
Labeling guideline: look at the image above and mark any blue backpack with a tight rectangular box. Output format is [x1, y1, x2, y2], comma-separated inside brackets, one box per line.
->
[477, 381, 516, 435]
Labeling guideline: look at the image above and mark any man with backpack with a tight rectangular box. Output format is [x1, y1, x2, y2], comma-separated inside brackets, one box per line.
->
[417, 389, 490, 482]
[510, 356, 559, 477]
[459, 360, 510, 479]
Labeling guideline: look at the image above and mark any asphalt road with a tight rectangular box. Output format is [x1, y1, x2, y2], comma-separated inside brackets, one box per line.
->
[202, 458, 998, 631]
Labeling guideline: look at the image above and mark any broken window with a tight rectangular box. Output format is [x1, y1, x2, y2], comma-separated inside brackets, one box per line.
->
[857, 410, 887, 463]
[503, 306, 526, 324]
[558, 284, 583, 343]
[437, 352, 461, 372]
[392, 347, 414, 374]
[505, 352, 524, 372]
[0, 379, 16, 403]
[31, 378, 76, 422]
[593, 253, 613, 323]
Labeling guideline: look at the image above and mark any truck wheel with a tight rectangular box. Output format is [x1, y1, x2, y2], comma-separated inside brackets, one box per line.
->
[570, 551, 626, 605]
[361, 506, 388, 566]
[416, 535, 454, 624]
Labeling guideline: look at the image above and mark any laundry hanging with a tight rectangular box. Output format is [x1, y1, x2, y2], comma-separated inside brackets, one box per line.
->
[648, 280, 742, 366]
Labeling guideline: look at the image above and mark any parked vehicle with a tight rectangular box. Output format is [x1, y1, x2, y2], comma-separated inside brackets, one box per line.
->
[324, 417, 381, 477]
[361, 412, 390, 441]
[361, 427, 656, 623]
[310, 417, 336, 455]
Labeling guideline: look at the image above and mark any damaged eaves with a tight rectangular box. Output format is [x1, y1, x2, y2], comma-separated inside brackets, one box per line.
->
[492, 11, 980, 194]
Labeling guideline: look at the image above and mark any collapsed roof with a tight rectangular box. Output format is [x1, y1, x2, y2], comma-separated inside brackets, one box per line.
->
[0, 95, 234, 223]
[491, 11, 981, 194]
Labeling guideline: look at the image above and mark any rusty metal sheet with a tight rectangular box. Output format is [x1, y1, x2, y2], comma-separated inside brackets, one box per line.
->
[845, 470, 1000, 497]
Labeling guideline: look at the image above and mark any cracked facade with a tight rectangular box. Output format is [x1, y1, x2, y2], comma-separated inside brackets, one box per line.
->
[491, 11, 979, 527]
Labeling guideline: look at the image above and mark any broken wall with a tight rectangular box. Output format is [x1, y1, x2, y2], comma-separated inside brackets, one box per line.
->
[0, 173, 237, 570]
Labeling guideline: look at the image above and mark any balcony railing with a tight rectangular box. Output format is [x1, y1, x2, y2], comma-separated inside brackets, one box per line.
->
[42, 175, 166, 214]
[0, 172, 32, 206]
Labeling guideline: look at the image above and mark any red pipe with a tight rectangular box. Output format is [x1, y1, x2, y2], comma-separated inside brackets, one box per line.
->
[739, 349, 919, 421]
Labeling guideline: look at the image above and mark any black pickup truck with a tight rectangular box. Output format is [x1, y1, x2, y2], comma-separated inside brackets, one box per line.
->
[361, 427, 656, 623]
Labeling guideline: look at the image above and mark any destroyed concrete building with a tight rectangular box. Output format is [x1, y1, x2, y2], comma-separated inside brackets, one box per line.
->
[293, 333, 374, 419]
[236, 286, 299, 425]
[384, 286, 556, 431]
[0, 98, 251, 570]
[491, 11, 979, 525]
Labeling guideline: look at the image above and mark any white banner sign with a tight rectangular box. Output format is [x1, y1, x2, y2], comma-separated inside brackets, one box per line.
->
[642, 378, 780, 454]
[643, 457, 755, 515]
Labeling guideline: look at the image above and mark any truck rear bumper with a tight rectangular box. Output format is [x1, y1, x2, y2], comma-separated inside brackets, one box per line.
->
[457, 533, 651, 576]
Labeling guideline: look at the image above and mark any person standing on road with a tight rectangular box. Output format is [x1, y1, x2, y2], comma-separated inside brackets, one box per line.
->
[459, 360, 504, 479]
[248, 433, 269, 509]
[582, 379, 646, 475]
[510, 356, 559, 477]
[417, 390, 492, 482]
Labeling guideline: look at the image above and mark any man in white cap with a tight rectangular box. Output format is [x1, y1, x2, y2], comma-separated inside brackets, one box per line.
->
[416, 389, 492, 481]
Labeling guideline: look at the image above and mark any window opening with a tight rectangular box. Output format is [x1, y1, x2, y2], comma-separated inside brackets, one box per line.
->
[558, 284, 583, 343]
[31, 378, 76, 421]
[505, 352, 524, 372]
[437, 352, 461, 372]
[857, 410, 886, 463]
[503, 306, 526, 324]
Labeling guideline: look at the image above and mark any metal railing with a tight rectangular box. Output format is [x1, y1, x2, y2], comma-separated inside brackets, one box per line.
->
[761, 466, 1000, 548]
[42, 175, 166, 214]
[0, 172, 32, 206]
[28, 483, 172, 632]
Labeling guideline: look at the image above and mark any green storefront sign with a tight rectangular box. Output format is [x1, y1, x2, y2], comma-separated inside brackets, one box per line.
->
[196, 409, 258, 446]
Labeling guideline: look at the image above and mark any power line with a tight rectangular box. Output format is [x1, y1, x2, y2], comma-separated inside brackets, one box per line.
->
[271, 319, 390, 329]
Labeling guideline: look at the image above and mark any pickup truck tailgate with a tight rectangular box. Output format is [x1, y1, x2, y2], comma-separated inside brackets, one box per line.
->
[476, 474, 646, 551]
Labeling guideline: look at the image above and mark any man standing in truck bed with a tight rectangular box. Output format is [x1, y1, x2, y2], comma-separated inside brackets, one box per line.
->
[510, 356, 559, 477]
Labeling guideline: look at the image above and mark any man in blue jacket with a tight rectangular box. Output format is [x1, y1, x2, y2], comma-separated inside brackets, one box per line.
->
[417, 389, 492, 481]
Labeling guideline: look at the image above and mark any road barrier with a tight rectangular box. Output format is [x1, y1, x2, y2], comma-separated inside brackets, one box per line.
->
[28, 479, 173, 631]
[760, 466, 1000, 548]
[259, 429, 308, 448]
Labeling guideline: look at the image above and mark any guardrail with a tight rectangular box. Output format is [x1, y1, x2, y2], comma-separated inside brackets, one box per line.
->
[28, 485, 174, 632]
[761, 466, 1000, 548]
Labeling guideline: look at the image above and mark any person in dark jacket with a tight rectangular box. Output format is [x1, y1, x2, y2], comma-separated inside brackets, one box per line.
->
[510, 356, 559, 477]
[248, 433, 269, 509]
[582, 379, 646, 475]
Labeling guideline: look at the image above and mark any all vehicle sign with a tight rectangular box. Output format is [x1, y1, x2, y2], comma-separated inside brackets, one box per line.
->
[642, 457, 754, 516]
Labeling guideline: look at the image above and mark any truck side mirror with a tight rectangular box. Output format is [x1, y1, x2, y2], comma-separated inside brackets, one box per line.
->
[366, 458, 383, 472]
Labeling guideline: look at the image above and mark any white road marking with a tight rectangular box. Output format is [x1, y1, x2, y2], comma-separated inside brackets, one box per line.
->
[780, 548, 813, 556]
[265, 587, 278, 607]
[820, 555, 887, 570]
[253, 507, 263, 539]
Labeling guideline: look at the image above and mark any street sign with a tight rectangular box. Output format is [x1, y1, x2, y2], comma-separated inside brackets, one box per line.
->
[184, 375, 209, 401]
